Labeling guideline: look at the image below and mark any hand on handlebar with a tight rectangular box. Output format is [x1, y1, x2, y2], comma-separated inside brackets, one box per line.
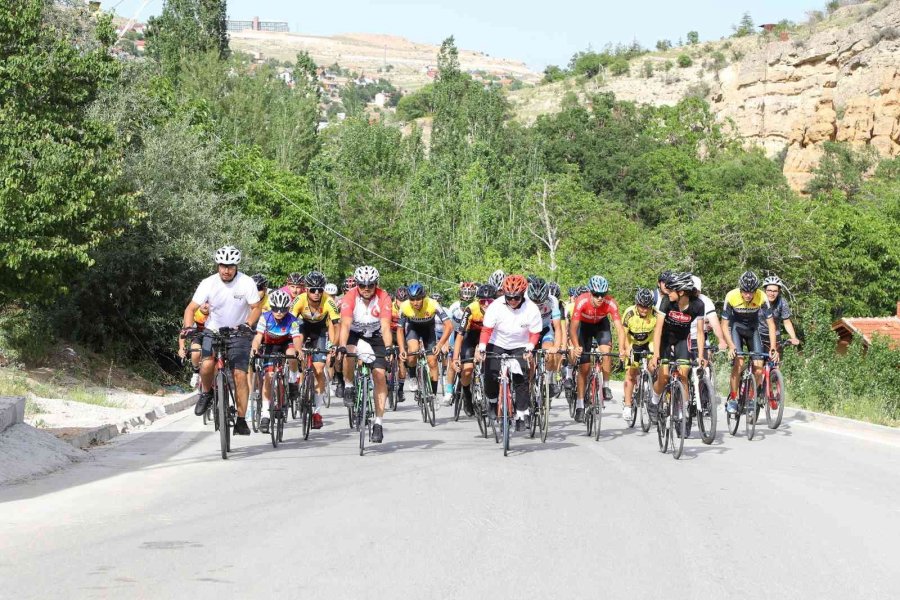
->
[475, 348, 485, 363]
[727, 347, 736, 360]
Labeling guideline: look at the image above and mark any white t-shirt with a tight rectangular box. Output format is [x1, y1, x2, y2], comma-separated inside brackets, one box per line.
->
[479, 297, 542, 350]
[192, 272, 259, 331]
[690, 293, 717, 341]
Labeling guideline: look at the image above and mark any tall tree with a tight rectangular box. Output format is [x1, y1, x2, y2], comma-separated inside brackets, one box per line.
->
[146, 0, 229, 78]
[0, 0, 132, 302]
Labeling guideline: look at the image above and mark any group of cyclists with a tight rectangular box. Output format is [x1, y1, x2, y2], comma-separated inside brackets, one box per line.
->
[179, 245, 800, 447]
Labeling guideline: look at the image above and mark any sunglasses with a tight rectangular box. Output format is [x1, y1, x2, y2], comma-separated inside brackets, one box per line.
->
[308, 287, 323, 293]
[591, 291, 604, 298]
[505, 294, 524, 302]
[358, 283, 376, 289]
[272, 307, 290, 314]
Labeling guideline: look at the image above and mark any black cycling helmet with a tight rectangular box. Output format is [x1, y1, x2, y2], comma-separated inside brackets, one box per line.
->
[305, 270, 326, 288]
[739, 270, 760, 293]
[396, 286, 409, 301]
[430, 292, 443, 302]
[527, 279, 550, 304]
[568, 286, 578, 297]
[476, 284, 496, 300]
[548, 282, 561, 299]
[286, 272, 304, 285]
[251, 273, 268, 291]
[577, 285, 589, 295]
[635, 288, 654, 307]
[667, 272, 695, 292]
[658, 270, 674, 284]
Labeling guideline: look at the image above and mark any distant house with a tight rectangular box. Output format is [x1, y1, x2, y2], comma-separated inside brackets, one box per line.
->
[277, 68, 294, 86]
[374, 92, 392, 108]
[135, 40, 146, 54]
[425, 68, 439, 79]
[832, 302, 900, 353]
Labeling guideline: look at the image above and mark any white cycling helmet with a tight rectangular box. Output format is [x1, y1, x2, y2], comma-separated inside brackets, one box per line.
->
[487, 270, 506, 289]
[353, 265, 380, 285]
[324, 283, 338, 295]
[691, 275, 702, 293]
[268, 289, 292, 311]
[214, 245, 241, 265]
[762, 275, 784, 289]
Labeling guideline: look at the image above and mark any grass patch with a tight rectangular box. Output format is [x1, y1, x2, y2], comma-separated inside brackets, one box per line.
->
[25, 398, 44, 416]
[67, 386, 125, 408]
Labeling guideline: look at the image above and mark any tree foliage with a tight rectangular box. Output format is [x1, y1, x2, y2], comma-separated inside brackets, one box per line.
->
[146, 0, 229, 78]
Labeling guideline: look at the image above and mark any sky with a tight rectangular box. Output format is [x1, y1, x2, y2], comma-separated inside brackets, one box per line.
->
[110, 0, 824, 69]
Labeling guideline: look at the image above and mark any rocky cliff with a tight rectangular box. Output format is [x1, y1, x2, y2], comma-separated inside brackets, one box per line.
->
[509, 0, 900, 191]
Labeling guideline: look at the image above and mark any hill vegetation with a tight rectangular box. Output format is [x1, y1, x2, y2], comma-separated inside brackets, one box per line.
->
[1, 0, 898, 423]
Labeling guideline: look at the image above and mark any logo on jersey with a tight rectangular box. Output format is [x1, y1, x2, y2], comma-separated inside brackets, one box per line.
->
[667, 311, 692, 324]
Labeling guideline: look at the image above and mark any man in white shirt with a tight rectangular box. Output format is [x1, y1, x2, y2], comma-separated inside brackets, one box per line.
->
[182, 246, 261, 436]
[476, 275, 542, 431]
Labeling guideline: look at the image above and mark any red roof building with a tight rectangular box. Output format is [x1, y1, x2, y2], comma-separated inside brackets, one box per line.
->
[832, 302, 900, 353]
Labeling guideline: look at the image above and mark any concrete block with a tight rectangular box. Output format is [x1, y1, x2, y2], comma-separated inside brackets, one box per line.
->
[0, 396, 26, 434]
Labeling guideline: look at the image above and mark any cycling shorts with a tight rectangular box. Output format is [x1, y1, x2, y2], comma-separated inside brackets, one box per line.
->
[660, 335, 691, 365]
[258, 342, 293, 372]
[459, 330, 481, 362]
[405, 322, 438, 352]
[731, 323, 763, 356]
[577, 319, 612, 365]
[302, 327, 330, 363]
[346, 330, 388, 370]
[624, 344, 653, 370]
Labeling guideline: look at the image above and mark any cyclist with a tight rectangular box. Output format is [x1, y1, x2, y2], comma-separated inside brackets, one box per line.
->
[281, 272, 306, 309]
[488, 270, 506, 298]
[331, 277, 358, 399]
[178, 302, 210, 389]
[721, 271, 779, 414]
[452, 284, 495, 417]
[689, 275, 727, 354]
[446, 282, 477, 398]
[389, 286, 409, 400]
[652, 270, 674, 308]
[324, 283, 338, 297]
[569, 276, 627, 422]
[336, 266, 394, 444]
[475, 275, 542, 431]
[760, 275, 801, 351]
[291, 271, 340, 429]
[250, 290, 303, 434]
[648, 272, 707, 423]
[527, 277, 564, 394]
[398, 283, 452, 402]
[182, 245, 261, 435]
[621, 288, 657, 421]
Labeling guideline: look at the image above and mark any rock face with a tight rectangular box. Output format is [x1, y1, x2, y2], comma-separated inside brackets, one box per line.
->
[711, 1, 900, 190]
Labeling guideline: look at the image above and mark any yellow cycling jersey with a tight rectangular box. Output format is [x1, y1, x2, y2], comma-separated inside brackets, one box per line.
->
[399, 297, 448, 325]
[291, 292, 340, 324]
[463, 300, 485, 332]
[194, 308, 208, 326]
[722, 288, 769, 327]
[564, 301, 575, 320]
[260, 292, 270, 313]
[622, 305, 656, 346]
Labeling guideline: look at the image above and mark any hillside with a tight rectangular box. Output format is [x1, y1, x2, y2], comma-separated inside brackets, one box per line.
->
[228, 30, 541, 92]
[509, 0, 900, 190]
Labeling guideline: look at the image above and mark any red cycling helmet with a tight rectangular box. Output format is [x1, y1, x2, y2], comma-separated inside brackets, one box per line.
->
[459, 281, 477, 301]
[501, 274, 528, 296]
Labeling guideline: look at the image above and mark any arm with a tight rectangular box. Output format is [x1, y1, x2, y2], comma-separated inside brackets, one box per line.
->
[696, 318, 706, 366]
[551, 318, 563, 350]
[569, 316, 581, 355]
[783, 318, 800, 345]
[721, 317, 735, 358]
[246, 303, 262, 329]
[613, 316, 627, 359]
[435, 317, 452, 353]
[381, 316, 393, 349]
[767, 317, 779, 361]
[706, 312, 727, 351]
[649, 314, 665, 371]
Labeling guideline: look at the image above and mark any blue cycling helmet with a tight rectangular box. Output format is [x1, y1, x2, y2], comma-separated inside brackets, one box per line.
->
[588, 275, 609, 295]
[407, 282, 426, 299]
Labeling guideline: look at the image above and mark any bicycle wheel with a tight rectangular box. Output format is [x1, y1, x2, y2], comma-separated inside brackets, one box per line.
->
[425, 388, 436, 427]
[290, 376, 300, 420]
[540, 372, 551, 443]
[529, 374, 541, 439]
[727, 380, 743, 436]
[671, 381, 687, 460]
[302, 384, 313, 441]
[358, 381, 367, 456]
[566, 370, 576, 418]
[216, 371, 229, 460]
[593, 374, 603, 441]
[472, 374, 488, 438]
[745, 380, 758, 441]
[697, 378, 717, 445]
[453, 375, 463, 422]
[502, 383, 511, 457]
[639, 372, 652, 433]
[625, 383, 638, 429]
[657, 388, 670, 453]
[271, 376, 282, 448]
[766, 369, 785, 429]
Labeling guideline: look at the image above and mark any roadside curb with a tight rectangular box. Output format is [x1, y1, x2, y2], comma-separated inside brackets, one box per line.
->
[54, 393, 199, 449]
[783, 405, 900, 447]
[0, 396, 26, 435]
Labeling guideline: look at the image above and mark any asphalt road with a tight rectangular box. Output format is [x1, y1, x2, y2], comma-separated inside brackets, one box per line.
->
[2, 384, 899, 599]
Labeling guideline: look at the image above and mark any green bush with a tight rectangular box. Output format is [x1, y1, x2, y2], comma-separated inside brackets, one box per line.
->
[677, 54, 693, 68]
[609, 58, 630, 77]
[781, 309, 900, 425]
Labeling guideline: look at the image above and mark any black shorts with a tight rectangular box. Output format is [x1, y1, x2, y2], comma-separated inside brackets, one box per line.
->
[460, 330, 481, 362]
[347, 329, 388, 370]
[302, 321, 330, 362]
[405, 322, 437, 351]
[731, 323, 763, 355]
[660, 334, 691, 364]
[577, 319, 612, 364]
[200, 332, 252, 372]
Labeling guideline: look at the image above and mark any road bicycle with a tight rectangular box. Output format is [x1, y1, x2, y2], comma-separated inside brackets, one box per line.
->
[531, 349, 567, 443]
[482, 350, 527, 457]
[344, 346, 395, 456]
[728, 351, 769, 440]
[626, 347, 653, 432]
[762, 341, 794, 430]
[408, 349, 437, 427]
[581, 347, 618, 441]
[656, 357, 690, 459]
[185, 327, 253, 460]
[255, 349, 292, 448]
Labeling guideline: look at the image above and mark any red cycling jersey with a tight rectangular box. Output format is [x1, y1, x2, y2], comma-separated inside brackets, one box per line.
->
[571, 293, 621, 324]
